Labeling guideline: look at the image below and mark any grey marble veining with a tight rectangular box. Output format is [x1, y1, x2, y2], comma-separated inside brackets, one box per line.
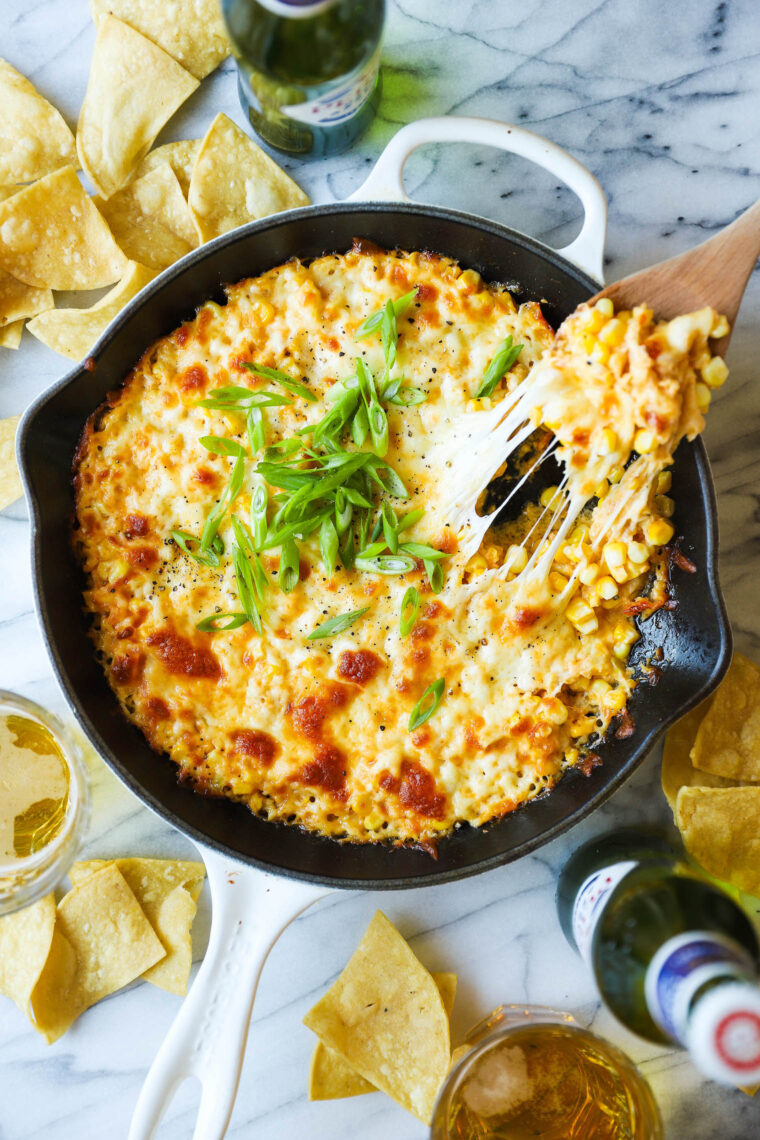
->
[1, 1, 759, 1137]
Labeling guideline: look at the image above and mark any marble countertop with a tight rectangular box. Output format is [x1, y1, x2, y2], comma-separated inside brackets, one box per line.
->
[2, 1, 760, 1137]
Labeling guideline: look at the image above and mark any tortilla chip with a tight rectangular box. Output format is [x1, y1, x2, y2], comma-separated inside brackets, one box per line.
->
[0, 60, 77, 185]
[31, 863, 165, 1043]
[0, 166, 127, 289]
[0, 894, 57, 1019]
[69, 857, 205, 994]
[309, 970, 457, 1101]
[0, 269, 52, 328]
[691, 653, 760, 782]
[95, 164, 198, 270]
[0, 416, 22, 509]
[27, 261, 157, 361]
[128, 139, 201, 198]
[0, 319, 23, 350]
[303, 911, 450, 1123]
[188, 113, 309, 243]
[676, 785, 760, 896]
[89, 0, 230, 80]
[0, 187, 19, 204]
[77, 15, 199, 199]
[661, 697, 739, 810]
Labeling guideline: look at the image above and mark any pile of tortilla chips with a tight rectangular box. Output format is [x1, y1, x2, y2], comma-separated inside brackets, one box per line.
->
[0, 0, 309, 376]
[662, 651, 760, 895]
[0, 856, 204, 1044]
[303, 911, 456, 1124]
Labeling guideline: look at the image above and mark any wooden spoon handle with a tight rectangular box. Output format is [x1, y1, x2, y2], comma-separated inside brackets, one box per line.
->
[594, 198, 760, 349]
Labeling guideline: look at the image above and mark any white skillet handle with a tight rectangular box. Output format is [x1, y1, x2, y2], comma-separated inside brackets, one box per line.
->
[347, 116, 607, 281]
[128, 849, 327, 1140]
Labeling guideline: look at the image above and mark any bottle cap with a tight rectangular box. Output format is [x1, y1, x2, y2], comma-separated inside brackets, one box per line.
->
[687, 981, 760, 1085]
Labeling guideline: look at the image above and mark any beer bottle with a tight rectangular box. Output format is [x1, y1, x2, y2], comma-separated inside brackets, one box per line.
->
[221, 0, 385, 158]
[557, 828, 760, 1085]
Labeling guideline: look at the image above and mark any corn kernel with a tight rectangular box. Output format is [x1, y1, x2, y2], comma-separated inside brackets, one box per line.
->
[549, 571, 569, 594]
[610, 563, 630, 584]
[711, 313, 730, 338]
[604, 687, 628, 715]
[566, 599, 599, 635]
[590, 679, 611, 702]
[598, 427, 618, 455]
[504, 544, 528, 575]
[570, 716, 594, 739]
[570, 523, 589, 544]
[466, 396, 492, 412]
[467, 553, 488, 576]
[634, 428, 656, 454]
[614, 628, 640, 659]
[590, 342, 611, 366]
[595, 297, 614, 317]
[566, 747, 580, 764]
[582, 333, 596, 356]
[107, 557, 130, 584]
[544, 697, 568, 725]
[646, 518, 675, 546]
[597, 575, 618, 600]
[595, 479, 610, 500]
[628, 540, 649, 564]
[608, 466, 624, 485]
[579, 563, 600, 586]
[656, 470, 672, 494]
[585, 309, 606, 333]
[458, 268, 482, 292]
[539, 485, 563, 509]
[598, 317, 626, 347]
[250, 299, 274, 323]
[701, 356, 729, 389]
[696, 382, 712, 413]
[655, 494, 675, 518]
[603, 541, 626, 568]
[484, 544, 502, 567]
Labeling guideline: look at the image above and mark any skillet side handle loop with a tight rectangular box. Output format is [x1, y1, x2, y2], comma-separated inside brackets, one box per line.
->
[347, 116, 608, 282]
[128, 851, 328, 1140]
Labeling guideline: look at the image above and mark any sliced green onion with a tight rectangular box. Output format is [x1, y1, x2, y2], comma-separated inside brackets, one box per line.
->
[382, 501, 399, 553]
[381, 298, 399, 374]
[401, 541, 449, 561]
[251, 483, 268, 548]
[247, 407, 265, 454]
[171, 530, 221, 568]
[198, 388, 292, 410]
[306, 606, 370, 641]
[400, 587, 420, 637]
[196, 612, 248, 632]
[474, 335, 523, 399]
[381, 375, 402, 401]
[242, 362, 318, 402]
[356, 553, 416, 575]
[355, 288, 417, 340]
[232, 545, 262, 634]
[339, 530, 356, 570]
[262, 438, 301, 461]
[278, 537, 300, 593]
[199, 436, 248, 458]
[200, 453, 245, 551]
[390, 386, 428, 406]
[357, 540, 386, 560]
[425, 559, 444, 594]
[335, 487, 353, 534]
[409, 678, 446, 731]
[397, 507, 425, 534]
[368, 401, 389, 457]
[319, 516, 339, 574]
[351, 401, 369, 447]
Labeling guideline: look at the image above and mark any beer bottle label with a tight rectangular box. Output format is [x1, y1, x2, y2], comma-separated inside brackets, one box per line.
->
[281, 47, 381, 126]
[572, 860, 638, 963]
[644, 931, 754, 1044]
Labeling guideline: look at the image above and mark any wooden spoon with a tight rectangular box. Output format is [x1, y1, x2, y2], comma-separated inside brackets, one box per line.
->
[591, 197, 760, 355]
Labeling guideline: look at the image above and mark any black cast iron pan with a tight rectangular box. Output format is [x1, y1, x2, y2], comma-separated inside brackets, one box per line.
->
[17, 118, 731, 1139]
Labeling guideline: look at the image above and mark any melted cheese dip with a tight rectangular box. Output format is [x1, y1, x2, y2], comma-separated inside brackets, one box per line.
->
[73, 247, 728, 844]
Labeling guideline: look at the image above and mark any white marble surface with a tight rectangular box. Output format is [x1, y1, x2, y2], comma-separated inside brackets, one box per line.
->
[1, 1, 760, 1137]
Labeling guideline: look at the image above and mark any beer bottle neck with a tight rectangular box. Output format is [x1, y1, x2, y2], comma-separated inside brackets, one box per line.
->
[686, 979, 760, 1085]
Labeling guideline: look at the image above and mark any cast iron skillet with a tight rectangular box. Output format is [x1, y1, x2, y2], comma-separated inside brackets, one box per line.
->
[17, 118, 731, 1138]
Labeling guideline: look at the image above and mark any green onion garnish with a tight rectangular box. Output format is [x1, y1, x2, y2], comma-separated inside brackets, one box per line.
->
[196, 612, 248, 632]
[232, 544, 262, 634]
[306, 607, 370, 641]
[409, 678, 446, 731]
[242, 363, 318, 402]
[474, 335, 523, 399]
[250, 483, 268, 548]
[278, 537, 300, 593]
[355, 288, 417, 340]
[319, 516, 339, 574]
[247, 407, 265, 454]
[355, 553, 417, 575]
[200, 453, 246, 551]
[400, 586, 420, 637]
[199, 436, 247, 458]
[171, 530, 223, 568]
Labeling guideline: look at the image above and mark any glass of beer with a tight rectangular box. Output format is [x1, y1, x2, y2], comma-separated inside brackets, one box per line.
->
[0, 691, 89, 914]
[430, 1004, 663, 1140]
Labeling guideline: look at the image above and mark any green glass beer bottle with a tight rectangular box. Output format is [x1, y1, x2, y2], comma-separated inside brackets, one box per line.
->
[221, 0, 385, 158]
[557, 829, 760, 1085]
